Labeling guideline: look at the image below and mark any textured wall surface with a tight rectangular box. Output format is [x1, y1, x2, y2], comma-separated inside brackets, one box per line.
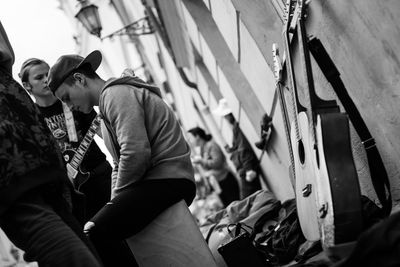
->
[306, 0, 400, 205]
[208, 0, 400, 205]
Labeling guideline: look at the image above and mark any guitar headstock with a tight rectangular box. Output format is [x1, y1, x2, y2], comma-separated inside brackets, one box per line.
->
[87, 114, 102, 135]
[283, 0, 297, 32]
[283, 0, 291, 29]
[272, 43, 283, 83]
[298, 0, 311, 21]
[94, 114, 102, 125]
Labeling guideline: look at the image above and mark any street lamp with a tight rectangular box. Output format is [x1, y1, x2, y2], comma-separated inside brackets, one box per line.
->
[75, 0, 102, 38]
[75, 0, 154, 40]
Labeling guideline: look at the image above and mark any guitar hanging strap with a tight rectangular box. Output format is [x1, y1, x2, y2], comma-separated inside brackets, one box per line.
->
[308, 37, 392, 216]
[62, 102, 78, 142]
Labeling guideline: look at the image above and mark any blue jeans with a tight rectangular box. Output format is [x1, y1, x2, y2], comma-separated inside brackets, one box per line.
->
[0, 184, 102, 267]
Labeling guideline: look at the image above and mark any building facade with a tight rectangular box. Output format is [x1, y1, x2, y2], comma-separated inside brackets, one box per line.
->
[59, 0, 400, 206]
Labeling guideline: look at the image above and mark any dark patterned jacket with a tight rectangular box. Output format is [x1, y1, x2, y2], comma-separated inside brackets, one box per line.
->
[0, 23, 67, 214]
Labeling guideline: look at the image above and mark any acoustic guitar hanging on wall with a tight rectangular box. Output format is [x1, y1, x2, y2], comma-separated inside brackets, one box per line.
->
[281, 0, 320, 242]
[296, 0, 363, 247]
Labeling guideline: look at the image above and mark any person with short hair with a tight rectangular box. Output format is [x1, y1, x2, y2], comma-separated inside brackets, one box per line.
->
[47, 50, 196, 265]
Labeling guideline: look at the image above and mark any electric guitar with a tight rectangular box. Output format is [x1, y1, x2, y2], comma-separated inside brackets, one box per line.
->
[272, 43, 295, 190]
[63, 114, 102, 191]
[282, 0, 320, 241]
[296, 0, 363, 246]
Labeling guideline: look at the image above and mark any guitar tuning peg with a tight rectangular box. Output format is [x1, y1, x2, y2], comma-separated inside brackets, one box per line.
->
[319, 203, 328, 218]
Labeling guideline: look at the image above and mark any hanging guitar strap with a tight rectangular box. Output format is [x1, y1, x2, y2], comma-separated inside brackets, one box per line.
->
[62, 102, 78, 142]
[308, 37, 392, 216]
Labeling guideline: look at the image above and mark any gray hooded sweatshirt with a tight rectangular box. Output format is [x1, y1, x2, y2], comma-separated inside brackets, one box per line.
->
[99, 77, 194, 198]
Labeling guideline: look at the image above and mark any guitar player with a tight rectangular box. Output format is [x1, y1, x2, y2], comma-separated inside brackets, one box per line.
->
[19, 58, 139, 266]
[19, 58, 111, 221]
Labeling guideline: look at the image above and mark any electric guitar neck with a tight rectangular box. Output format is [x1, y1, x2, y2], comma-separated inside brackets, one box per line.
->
[272, 43, 295, 190]
[63, 114, 102, 190]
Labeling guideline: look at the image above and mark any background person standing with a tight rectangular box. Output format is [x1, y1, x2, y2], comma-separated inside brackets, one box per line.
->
[213, 98, 262, 199]
[188, 126, 240, 207]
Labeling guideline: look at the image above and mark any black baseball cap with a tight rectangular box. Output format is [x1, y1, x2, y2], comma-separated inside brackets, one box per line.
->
[48, 50, 102, 93]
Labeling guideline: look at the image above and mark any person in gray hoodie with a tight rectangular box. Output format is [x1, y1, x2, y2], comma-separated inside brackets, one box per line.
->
[47, 50, 196, 264]
[0, 21, 102, 267]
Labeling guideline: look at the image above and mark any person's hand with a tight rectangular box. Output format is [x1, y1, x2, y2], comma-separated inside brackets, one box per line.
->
[245, 170, 257, 182]
[121, 68, 135, 77]
[224, 144, 231, 153]
[192, 155, 203, 164]
[83, 221, 95, 236]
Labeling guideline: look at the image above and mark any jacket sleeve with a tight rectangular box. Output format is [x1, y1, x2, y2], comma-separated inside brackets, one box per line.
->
[102, 86, 151, 198]
[111, 160, 118, 192]
[0, 21, 15, 74]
